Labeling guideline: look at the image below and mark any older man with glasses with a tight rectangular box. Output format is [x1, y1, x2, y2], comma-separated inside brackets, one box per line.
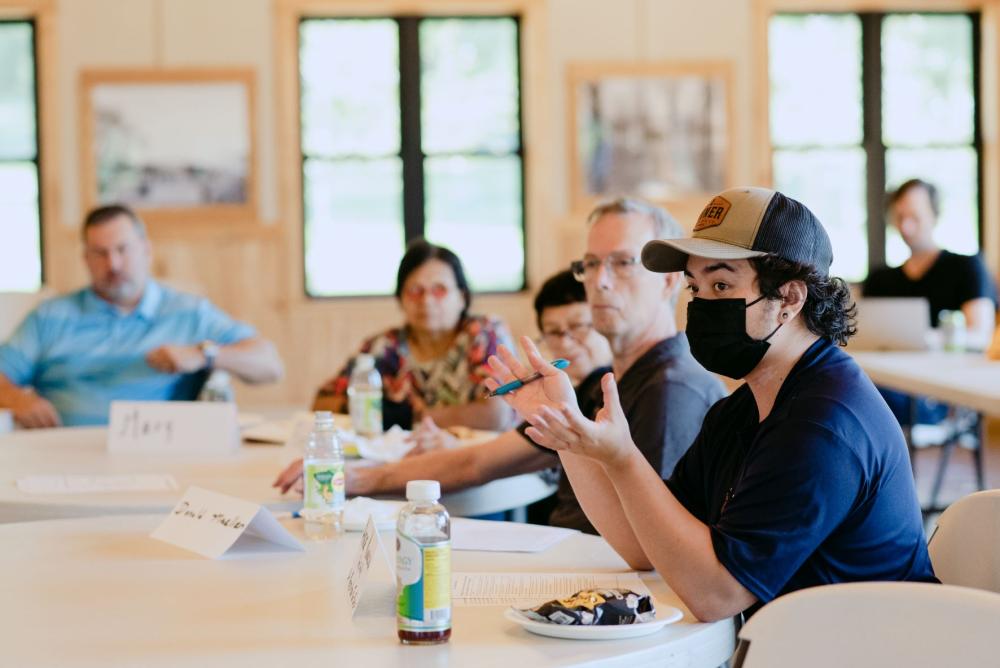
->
[562, 198, 726, 489]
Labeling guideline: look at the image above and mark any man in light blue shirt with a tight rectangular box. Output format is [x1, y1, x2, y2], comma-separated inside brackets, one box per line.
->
[0, 205, 284, 427]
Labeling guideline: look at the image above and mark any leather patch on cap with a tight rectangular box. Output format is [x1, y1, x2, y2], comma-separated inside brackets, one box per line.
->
[694, 196, 731, 231]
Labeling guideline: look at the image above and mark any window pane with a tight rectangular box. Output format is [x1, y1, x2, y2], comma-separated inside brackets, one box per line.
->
[0, 163, 41, 291]
[304, 158, 404, 297]
[0, 22, 36, 160]
[300, 19, 400, 157]
[420, 18, 519, 155]
[882, 14, 974, 146]
[773, 148, 868, 281]
[885, 147, 978, 266]
[769, 14, 862, 147]
[424, 155, 523, 292]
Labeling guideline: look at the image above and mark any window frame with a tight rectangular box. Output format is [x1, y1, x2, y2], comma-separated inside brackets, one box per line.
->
[297, 14, 527, 300]
[755, 0, 999, 282]
[0, 16, 44, 290]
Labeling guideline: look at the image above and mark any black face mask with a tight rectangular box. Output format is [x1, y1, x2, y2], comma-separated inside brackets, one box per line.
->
[686, 295, 783, 379]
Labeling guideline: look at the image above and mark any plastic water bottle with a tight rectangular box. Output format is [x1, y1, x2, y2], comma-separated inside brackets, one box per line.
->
[198, 370, 234, 402]
[348, 353, 383, 438]
[302, 411, 345, 540]
[397, 480, 451, 645]
[939, 310, 967, 352]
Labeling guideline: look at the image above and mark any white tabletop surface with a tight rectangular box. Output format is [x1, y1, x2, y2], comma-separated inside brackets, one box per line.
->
[850, 351, 1000, 418]
[0, 514, 735, 668]
[0, 427, 556, 522]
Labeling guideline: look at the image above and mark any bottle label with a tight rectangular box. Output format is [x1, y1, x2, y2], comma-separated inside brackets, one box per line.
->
[303, 461, 345, 511]
[352, 391, 383, 435]
[396, 535, 451, 631]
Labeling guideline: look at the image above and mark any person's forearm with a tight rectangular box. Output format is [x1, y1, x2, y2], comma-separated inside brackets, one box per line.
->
[426, 398, 513, 430]
[603, 450, 755, 622]
[0, 374, 29, 409]
[558, 449, 652, 570]
[357, 430, 550, 495]
[216, 338, 284, 384]
[357, 447, 482, 496]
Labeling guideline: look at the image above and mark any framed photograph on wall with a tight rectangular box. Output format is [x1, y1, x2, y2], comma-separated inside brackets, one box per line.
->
[79, 68, 257, 224]
[568, 62, 733, 211]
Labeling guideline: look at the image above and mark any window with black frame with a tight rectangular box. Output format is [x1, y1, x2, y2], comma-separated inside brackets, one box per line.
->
[768, 12, 981, 282]
[299, 16, 524, 298]
[0, 19, 42, 292]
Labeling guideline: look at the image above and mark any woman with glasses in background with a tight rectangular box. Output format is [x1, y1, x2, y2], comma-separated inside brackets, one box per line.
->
[312, 239, 514, 431]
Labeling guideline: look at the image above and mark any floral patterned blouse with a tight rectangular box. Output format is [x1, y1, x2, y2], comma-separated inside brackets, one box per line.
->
[315, 315, 512, 428]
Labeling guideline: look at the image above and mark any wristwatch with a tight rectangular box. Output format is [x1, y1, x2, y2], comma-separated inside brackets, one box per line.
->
[199, 340, 220, 370]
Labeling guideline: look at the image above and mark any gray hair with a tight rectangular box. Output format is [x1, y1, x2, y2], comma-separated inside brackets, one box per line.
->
[585, 197, 684, 309]
[585, 197, 683, 241]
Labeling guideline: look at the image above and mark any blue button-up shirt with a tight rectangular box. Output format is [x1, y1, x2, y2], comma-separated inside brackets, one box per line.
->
[0, 281, 255, 426]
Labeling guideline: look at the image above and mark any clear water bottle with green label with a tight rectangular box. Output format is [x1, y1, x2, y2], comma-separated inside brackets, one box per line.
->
[302, 411, 345, 540]
[939, 310, 967, 352]
[397, 480, 451, 645]
[348, 353, 383, 438]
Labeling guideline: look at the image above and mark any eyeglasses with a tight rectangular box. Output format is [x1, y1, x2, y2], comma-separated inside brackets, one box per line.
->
[541, 322, 594, 345]
[402, 283, 452, 301]
[570, 255, 640, 281]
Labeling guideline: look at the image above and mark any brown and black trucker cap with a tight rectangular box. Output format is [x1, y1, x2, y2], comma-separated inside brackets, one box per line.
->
[641, 186, 834, 276]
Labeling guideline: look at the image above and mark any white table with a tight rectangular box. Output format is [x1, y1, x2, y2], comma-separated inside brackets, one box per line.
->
[850, 351, 1000, 418]
[0, 514, 735, 668]
[0, 427, 556, 523]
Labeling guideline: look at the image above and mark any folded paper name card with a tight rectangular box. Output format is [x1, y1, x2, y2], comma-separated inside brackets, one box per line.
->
[108, 401, 239, 455]
[151, 486, 304, 559]
[347, 515, 396, 616]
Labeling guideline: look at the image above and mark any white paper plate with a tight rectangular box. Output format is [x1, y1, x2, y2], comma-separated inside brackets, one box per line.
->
[504, 606, 683, 640]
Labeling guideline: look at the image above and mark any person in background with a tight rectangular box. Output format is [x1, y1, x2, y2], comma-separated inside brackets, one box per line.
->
[0, 204, 283, 428]
[279, 198, 725, 533]
[864, 178, 997, 346]
[490, 187, 935, 622]
[863, 178, 999, 425]
[312, 239, 514, 431]
[277, 269, 611, 529]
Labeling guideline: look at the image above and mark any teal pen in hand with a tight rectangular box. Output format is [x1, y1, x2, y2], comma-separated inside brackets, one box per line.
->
[488, 358, 570, 397]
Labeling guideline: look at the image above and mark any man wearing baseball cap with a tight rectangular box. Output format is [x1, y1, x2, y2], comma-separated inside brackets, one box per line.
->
[485, 187, 936, 623]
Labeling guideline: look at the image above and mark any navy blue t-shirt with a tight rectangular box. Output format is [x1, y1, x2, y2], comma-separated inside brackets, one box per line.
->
[666, 338, 936, 614]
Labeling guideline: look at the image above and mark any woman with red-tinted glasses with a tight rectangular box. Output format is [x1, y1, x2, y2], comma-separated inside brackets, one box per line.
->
[313, 239, 514, 431]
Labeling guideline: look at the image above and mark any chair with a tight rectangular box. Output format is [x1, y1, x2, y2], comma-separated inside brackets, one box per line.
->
[732, 582, 1000, 667]
[905, 402, 984, 514]
[928, 490, 1000, 593]
[0, 289, 52, 341]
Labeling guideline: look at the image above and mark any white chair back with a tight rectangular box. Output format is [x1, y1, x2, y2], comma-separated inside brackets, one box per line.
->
[928, 489, 1000, 592]
[736, 582, 1000, 667]
[0, 289, 52, 342]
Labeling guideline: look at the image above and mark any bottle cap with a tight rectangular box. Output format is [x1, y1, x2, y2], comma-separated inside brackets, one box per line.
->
[314, 410, 335, 427]
[355, 354, 375, 371]
[406, 480, 441, 502]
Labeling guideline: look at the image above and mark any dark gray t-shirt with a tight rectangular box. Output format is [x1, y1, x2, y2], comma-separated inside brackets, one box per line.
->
[521, 333, 727, 534]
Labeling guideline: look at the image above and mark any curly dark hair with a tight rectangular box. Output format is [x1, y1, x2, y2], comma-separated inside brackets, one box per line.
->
[749, 256, 857, 346]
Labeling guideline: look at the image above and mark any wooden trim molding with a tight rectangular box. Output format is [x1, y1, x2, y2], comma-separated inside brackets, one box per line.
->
[752, 0, 1000, 275]
[565, 60, 736, 214]
[76, 67, 259, 231]
[272, 0, 550, 308]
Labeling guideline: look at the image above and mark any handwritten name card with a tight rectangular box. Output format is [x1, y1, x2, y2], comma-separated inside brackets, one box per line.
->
[347, 515, 396, 616]
[151, 486, 304, 559]
[108, 401, 239, 455]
